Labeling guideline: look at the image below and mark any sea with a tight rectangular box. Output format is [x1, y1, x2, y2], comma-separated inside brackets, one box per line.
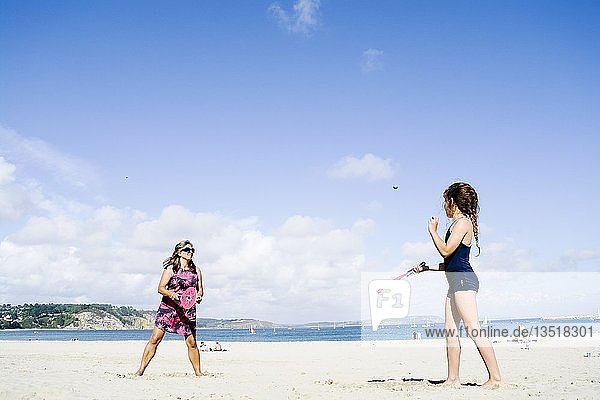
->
[1, 318, 598, 342]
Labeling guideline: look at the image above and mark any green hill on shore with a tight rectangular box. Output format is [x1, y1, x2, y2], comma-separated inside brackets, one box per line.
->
[0, 303, 154, 330]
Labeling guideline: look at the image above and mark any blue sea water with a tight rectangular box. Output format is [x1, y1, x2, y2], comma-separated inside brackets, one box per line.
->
[1, 318, 598, 342]
[0, 326, 362, 342]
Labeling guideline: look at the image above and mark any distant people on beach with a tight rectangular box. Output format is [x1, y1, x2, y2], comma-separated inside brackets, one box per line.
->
[413, 182, 502, 388]
[199, 341, 224, 352]
[134, 240, 204, 376]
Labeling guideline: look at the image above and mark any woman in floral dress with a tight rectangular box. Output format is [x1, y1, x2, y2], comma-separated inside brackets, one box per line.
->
[134, 240, 204, 376]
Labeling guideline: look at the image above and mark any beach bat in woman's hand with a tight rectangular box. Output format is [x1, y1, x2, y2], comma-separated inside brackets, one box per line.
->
[376, 262, 429, 293]
[392, 261, 429, 280]
[177, 287, 197, 309]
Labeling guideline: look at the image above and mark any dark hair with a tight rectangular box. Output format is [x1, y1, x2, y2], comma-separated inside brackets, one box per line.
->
[163, 239, 197, 273]
[443, 182, 481, 255]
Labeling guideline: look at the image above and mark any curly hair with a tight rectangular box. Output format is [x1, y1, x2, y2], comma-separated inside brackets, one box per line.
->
[163, 239, 198, 273]
[443, 182, 481, 255]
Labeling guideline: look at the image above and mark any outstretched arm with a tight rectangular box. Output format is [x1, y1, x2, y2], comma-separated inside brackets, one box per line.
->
[425, 262, 445, 271]
[413, 262, 445, 273]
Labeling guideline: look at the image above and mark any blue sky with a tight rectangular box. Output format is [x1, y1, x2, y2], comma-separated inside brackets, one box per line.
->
[1, 1, 599, 323]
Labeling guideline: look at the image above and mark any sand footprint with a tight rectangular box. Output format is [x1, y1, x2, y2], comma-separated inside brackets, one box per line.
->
[287, 386, 305, 400]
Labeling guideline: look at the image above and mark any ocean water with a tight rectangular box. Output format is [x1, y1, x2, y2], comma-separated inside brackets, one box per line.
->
[1, 318, 598, 342]
[0, 326, 362, 342]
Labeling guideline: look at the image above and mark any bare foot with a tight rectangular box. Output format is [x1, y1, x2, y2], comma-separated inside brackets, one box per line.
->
[482, 378, 501, 389]
[442, 378, 461, 387]
[133, 370, 144, 376]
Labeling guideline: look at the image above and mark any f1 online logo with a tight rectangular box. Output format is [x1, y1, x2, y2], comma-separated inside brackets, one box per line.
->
[368, 280, 411, 331]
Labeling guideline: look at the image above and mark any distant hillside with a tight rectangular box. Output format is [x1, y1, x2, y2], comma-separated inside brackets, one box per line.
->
[0, 304, 154, 330]
[0, 304, 279, 331]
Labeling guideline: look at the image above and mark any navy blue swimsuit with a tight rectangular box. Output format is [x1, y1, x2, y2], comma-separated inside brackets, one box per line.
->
[444, 222, 479, 295]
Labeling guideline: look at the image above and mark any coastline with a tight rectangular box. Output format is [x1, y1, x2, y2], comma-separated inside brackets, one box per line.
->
[3, 317, 599, 345]
[2, 339, 599, 399]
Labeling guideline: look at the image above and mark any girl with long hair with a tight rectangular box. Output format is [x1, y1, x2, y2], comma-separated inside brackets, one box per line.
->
[415, 182, 501, 388]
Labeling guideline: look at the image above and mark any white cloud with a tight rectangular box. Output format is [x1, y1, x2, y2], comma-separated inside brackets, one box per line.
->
[269, 0, 321, 35]
[0, 194, 375, 322]
[364, 200, 383, 214]
[278, 215, 332, 237]
[0, 156, 16, 185]
[0, 125, 97, 190]
[361, 48, 384, 73]
[328, 153, 394, 181]
[554, 248, 600, 271]
[475, 238, 537, 272]
[561, 249, 600, 262]
[400, 241, 440, 264]
[352, 218, 376, 236]
[0, 156, 44, 220]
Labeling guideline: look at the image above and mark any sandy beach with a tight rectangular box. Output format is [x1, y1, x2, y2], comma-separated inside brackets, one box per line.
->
[1, 338, 599, 399]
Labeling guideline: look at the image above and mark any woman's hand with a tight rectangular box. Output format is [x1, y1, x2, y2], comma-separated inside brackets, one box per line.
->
[412, 261, 429, 273]
[169, 291, 179, 301]
[428, 216, 439, 233]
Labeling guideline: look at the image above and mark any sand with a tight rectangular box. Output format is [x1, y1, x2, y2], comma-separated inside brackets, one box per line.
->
[1, 338, 599, 399]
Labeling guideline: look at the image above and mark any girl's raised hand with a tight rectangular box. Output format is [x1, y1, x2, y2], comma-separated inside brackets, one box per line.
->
[428, 216, 439, 232]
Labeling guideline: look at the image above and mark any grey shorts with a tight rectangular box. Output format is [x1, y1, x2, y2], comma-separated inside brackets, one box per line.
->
[446, 271, 479, 296]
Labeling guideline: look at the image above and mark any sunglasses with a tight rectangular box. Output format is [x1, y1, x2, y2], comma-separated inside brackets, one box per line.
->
[181, 248, 195, 254]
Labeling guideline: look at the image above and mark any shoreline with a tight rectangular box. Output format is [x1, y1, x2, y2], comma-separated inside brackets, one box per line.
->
[2, 336, 599, 346]
[2, 314, 598, 331]
[3, 321, 599, 347]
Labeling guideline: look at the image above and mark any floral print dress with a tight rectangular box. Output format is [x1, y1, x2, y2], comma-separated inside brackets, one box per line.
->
[154, 268, 198, 336]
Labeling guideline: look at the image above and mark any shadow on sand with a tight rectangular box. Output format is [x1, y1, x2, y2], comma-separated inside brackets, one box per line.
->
[367, 377, 481, 387]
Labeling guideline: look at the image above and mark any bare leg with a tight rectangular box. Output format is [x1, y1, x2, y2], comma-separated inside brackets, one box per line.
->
[134, 326, 165, 376]
[185, 333, 202, 376]
[444, 295, 462, 386]
[453, 291, 502, 388]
